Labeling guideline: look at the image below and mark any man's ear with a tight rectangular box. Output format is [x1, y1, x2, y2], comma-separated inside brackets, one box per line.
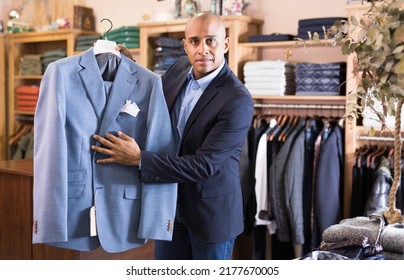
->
[224, 36, 230, 53]
[183, 38, 188, 54]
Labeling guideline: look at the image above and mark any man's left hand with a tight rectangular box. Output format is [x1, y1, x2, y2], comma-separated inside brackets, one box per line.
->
[92, 131, 141, 165]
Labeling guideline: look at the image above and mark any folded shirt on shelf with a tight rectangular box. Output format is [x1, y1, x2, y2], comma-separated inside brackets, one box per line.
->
[19, 55, 42, 76]
[295, 62, 346, 95]
[244, 60, 295, 71]
[244, 70, 289, 78]
[296, 17, 348, 39]
[296, 76, 341, 86]
[244, 76, 296, 83]
[296, 62, 346, 71]
[298, 17, 348, 28]
[75, 35, 102, 51]
[243, 60, 296, 96]
[248, 33, 295, 42]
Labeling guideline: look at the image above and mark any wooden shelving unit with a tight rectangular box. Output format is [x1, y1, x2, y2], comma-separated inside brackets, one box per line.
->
[5, 29, 99, 152]
[137, 15, 264, 73]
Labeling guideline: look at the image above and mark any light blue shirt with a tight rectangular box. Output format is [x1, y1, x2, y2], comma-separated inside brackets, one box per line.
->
[177, 60, 225, 137]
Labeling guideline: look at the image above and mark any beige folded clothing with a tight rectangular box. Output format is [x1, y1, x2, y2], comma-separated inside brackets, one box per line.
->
[322, 216, 404, 254]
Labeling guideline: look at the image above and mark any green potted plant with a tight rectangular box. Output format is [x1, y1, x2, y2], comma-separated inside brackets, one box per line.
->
[289, 0, 404, 224]
[338, 0, 403, 224]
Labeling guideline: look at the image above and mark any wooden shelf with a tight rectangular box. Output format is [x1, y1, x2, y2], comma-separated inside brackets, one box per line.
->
[73, 48, 140, 56]
[6, 29, 100, 156]
[137, 15, 264, 72]
[4, 29, 100, 43]
[14, 75, 43, 80]
[15, 111, 35, 116]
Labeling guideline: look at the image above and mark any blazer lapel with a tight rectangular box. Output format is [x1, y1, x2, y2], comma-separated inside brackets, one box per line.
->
[182, 63, 231, 137]
[164, 68, 189, 111]
[78, 49, 107, 119]
[98, 55, 138, 137]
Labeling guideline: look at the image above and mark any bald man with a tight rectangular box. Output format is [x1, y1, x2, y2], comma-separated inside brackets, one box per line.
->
[92, 12, 254, 260]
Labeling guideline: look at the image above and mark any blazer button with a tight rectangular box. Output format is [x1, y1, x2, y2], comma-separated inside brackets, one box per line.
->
[154, 176, 160, 182]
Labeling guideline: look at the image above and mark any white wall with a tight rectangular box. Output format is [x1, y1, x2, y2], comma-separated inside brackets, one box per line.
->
[1, 0, 348, 35]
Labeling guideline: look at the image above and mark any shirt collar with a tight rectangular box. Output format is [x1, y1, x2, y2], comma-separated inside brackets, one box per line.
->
[187, 60, 225, 92]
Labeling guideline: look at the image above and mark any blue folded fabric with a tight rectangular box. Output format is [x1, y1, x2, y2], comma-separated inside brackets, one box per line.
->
[295, 62, 346, 95]
[248, 33, 295, 42]
[296, 84, 340, 93]
[298, 17, 348, 28]
[154, 37, 183, 48]
[296, 62, 346, 71]
[298, 25, 331, 34]
[296, 76, 341, 85]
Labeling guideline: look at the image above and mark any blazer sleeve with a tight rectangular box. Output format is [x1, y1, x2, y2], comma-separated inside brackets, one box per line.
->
[140, 86, 254, 184]
[137, 75, 178, 241]
[33, 62, 69, 243]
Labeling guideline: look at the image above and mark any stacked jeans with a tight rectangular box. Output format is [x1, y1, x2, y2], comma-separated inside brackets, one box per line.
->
[152, 37, 186, 75]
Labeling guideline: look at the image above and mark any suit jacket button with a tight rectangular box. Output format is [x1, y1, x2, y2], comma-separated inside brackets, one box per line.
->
[154, 176, 160, 182]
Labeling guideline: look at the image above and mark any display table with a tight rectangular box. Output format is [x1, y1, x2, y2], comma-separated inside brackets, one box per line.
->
[0, 159, 153, 260]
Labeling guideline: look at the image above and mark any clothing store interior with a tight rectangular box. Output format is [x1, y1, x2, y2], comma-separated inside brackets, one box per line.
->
[0, 0, 403, 261]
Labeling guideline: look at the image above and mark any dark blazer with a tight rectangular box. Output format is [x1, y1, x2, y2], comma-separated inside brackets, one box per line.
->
[140, 56, 254, 243]
[314, 123, 344, 247]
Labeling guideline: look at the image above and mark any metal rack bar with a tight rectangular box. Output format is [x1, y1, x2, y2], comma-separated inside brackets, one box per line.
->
[254, 103, 346, 110]
[357, 135, 404, 142]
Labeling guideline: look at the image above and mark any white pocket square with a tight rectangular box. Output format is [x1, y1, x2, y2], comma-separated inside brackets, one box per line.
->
[120, 100, 140, 117]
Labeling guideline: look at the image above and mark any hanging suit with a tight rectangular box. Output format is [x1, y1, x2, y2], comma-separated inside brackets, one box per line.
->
[313, 123, 344, 248]
[33, 48, 177, 253]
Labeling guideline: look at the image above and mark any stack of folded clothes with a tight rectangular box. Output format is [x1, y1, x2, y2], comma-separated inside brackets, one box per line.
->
[16, 85, 40, 112]
[243, 60, 296, 96]
[19, 54, 42, 76]
[248, 33, 295, 42]
[152, 36, 186, 75]
[75, 34, 102, 52]
[297, 17, 348, 40]
[41, 49, 67, 73]
[295, 62, 346, 96]
[319, 215, 404, 260]
[103, 26, 140, 49]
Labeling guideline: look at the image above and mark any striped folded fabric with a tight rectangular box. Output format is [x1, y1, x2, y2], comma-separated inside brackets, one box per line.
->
[16, 85, 39, 112]
[295, 62, 346, 96]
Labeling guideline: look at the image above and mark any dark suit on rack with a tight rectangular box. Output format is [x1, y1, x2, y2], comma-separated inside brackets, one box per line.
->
[313, 123, 344, 248]
[139, 56, 254, 244]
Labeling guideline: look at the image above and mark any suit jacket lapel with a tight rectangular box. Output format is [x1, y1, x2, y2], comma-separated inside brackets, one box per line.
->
[164, 68, 189, 111]
[78, 49, 107, 119]
[182, 63, 231, 137]
[98, 55, 138, 136]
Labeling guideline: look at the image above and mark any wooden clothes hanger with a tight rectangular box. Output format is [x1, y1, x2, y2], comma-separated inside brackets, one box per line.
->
[93, 18, 121, 58]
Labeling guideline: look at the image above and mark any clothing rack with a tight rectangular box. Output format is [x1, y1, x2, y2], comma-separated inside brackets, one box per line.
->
[357, 135, 404, 142]
[254, 103, 345, 110]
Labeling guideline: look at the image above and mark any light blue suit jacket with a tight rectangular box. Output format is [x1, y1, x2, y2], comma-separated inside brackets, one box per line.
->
[33, 49, 177, 253]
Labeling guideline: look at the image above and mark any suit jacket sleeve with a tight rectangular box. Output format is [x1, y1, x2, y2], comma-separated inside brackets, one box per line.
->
[33, 62, 69, 243]
[139, 80, 254, 184]
[137, 75, 178, 240]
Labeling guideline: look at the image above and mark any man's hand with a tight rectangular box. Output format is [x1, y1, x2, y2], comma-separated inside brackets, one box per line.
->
[92, 131, 141, 165]
[115, 44, 134, 61]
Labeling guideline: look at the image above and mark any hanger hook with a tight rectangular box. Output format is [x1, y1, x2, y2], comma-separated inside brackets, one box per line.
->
[100, 18, 113, 39]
